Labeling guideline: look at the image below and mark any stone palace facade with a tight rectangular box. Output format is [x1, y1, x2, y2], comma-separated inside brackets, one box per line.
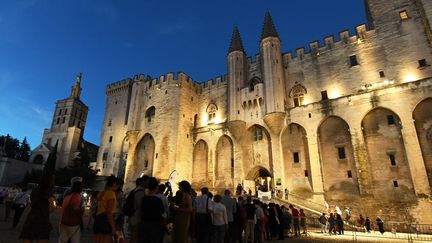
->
[97, 0, 432, 222]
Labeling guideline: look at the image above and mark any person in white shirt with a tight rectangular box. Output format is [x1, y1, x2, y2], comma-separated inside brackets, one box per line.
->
[194, 187, 213, 243]
[212, 195, 228, 243]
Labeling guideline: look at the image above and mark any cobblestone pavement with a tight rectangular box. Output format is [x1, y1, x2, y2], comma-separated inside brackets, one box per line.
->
[0, 204, 427, 243]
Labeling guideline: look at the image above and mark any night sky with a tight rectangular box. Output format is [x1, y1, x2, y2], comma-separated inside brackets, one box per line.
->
[0, 0, 366, 148]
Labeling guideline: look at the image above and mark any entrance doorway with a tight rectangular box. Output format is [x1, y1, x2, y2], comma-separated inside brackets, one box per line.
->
[244, 166, 272, 197]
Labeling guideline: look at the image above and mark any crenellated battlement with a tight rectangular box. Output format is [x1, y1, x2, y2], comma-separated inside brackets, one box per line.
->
[106, 78, 133, 95]
[282, 24, 368, 64]
[201, 75, 228, 91]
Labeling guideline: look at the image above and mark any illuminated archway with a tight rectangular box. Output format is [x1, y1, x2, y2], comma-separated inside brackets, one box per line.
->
[318, 116, 358, 196]
[282, 123, 312, 190]
[135, 133, 155, 176]
[192, 140, 208, 186]
[362, 107, 414, 196]
[215, 136, 234, 186]
[413, 98, 432, 187]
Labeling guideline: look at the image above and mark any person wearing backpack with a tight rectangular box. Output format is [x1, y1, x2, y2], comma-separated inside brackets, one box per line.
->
[319, 212, 329, 233]
[59, 181, 84, 243]
[125, 176, 147, 243]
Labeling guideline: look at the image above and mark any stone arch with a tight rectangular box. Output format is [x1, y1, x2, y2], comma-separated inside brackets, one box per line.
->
[192, 140, 208, 186]
[249, 77, 262, 91]
[245, 166, 272, 180]
[413, 97, 432, 186]
[215, 135, 234, 187]
[362, 107, 414, 198]
[145, 106, 156, 122]
[318, 116, 358, 197]
[281, 123, 312, 192]
[413, 98, 432, 187]
[135, 133, 155, 177]
[246, 124, 272, 174]
[33, 154, 44, 164]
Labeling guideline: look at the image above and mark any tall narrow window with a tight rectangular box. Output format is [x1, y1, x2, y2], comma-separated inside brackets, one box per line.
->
[62, 117, 66, 124]
[304, 170, 309, 177]
[109, 136, 113, 143]
[387, 115, 395, 125]
[108, 119, 112, 127]
[207, 104, 218, 124]
[399, 10, 409, 21]
[144, 160, 149, 168]
[347, 170, 352, 178]
[293, 152, 300, 163]
[393, 180, 399, 187]
[64, 109, 68, 115]
[321, 90, 328, 100]
[102, 152, 108, 161]
[56, 118, 60, 124]
[350, 55, 359, 67]
[379, 71, 385, 78]
[58, 109, 62, 115]
[338, 147, 346, 159]
[389, 154, 396, 166]
[252, 127, 264, 141]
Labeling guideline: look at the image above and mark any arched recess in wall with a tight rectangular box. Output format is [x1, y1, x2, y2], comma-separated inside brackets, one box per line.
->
[134, 133, 155, 177]
[192, 140, 208, 187]
[145, 106, 156, 122]
[247, 125, 272, 175]
[281, 123, 312, 192]
[117, 135, 129, 180]
[33, 154, 44, 164]
[413, 98, 432, 187]
[362, 107, 414, 198]
[289, 84, 307, 107]
[215, 135, 234, 188]
[248, 77, 262, 91]
[318, 116, 358, 197]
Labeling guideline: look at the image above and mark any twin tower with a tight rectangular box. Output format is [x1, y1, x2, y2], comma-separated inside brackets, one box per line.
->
[227, 11, 286, 121]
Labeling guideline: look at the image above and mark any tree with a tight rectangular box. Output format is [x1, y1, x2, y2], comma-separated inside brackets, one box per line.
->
[17, 137, 31, 161]
[0, 134, 20, 159]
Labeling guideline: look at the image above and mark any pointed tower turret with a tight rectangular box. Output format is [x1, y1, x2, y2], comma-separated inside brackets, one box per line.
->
[259, 10, 286, 113]
[260, 10, 279, 41]
[228, 26, 245, 53]
[70, 72, 82, 99]
[227, 26, 247, 121]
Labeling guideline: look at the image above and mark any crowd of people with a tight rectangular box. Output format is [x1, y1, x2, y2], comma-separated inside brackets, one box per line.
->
[1, 174, 390, 243]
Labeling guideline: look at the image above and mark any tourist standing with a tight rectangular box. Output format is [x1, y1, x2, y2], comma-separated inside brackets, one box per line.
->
[336, 212, 344, 235]
[4, 185, 20, 221]
[328, 213, 335, 235]
[20, 173, 56, 243]
[93, 175, 119, 243]
[376, 216, 385, 234]
[11, 187, 30, 228]
[211, 195, 228, 243]
[243, 196, 256, 243]
[221, 189, 237, 243]
[172, 181, 193, 243]
[299, 209, 307, 235]
[289, 205, 300, 236]
[127, 176, 146, 243]
[365, 217, 372, 233]
[284, 188, 289, 201]
[344, 207, 351, 222]
[194, 187, 213, 243]
[59, 181, 84, 243]
[139, 177, 165, 243]
[319, 213, 328, 234]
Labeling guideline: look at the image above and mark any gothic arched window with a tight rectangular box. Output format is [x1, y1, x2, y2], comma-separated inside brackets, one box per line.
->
[206, 103, 218, 124]
[290, 84, 307, 107]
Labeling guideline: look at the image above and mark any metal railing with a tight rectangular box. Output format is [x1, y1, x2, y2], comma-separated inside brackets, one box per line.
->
[305, 217, 432, 242]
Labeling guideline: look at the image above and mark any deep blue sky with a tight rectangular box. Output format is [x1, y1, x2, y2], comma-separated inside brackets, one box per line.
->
[0, 0, 366, 148]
